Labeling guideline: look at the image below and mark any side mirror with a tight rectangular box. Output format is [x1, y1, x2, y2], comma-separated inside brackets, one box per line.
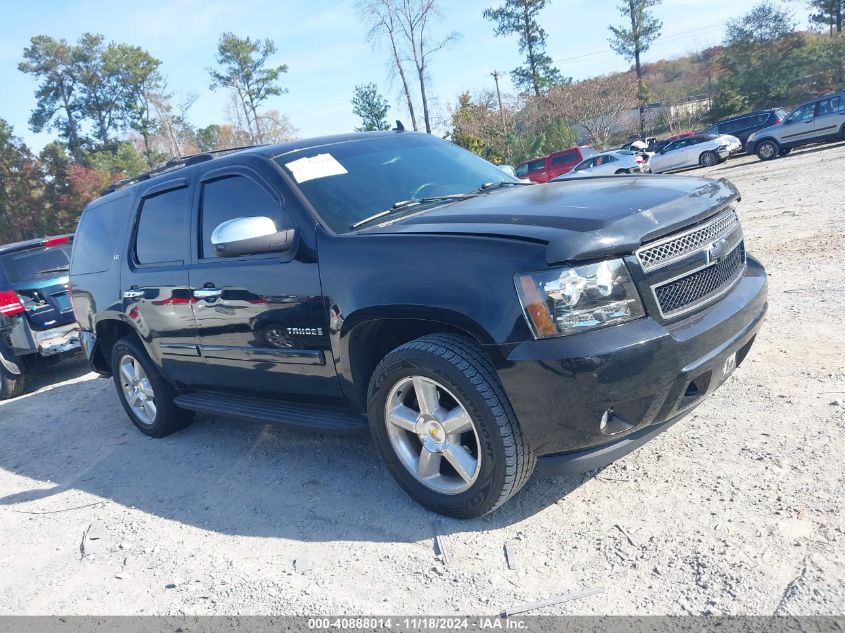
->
[211, 217, 296, 257]
[497, 164, 517, 178]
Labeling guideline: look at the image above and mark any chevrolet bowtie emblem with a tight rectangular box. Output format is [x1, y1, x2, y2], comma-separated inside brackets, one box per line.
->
[706, 237, 731, 265]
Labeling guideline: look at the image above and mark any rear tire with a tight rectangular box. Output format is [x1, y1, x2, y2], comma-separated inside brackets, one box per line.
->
[368, 334, 535, 518]
[0, 364, 25, 400]
[614, 169, 629, 174]
[699, 151, 718, 167]
[111, 336, 193, 437]
[756, 140, 779, 161]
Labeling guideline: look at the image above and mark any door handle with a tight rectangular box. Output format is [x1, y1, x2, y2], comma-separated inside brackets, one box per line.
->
[123, 288, 144, 299]
[193, 287, 223, 299]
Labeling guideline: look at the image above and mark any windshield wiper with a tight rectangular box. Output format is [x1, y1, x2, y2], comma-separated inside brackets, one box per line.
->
[475, 181, 532, 193]
[351, 194, 477, 229]
[38, 267, 70, 275]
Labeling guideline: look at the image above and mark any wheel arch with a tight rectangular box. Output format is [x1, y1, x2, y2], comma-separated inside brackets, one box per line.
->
[91, 317, 142, 376]
[336, 308, 496, 410]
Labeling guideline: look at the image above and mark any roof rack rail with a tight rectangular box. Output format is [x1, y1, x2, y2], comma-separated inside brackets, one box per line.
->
[100, 143, 268, 196]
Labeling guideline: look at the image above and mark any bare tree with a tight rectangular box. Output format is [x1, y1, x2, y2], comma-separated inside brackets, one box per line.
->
[546, 74, 638, 149]
[394, 0, 457, 133]
[358, 0, 419, 130]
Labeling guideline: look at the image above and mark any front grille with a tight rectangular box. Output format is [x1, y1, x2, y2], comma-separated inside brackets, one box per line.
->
[653, 242, 746, 317]
[636, 208, 739, 272]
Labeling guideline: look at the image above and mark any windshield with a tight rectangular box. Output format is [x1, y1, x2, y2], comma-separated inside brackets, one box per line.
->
[0, 244, 72, 284]
[274, 134, 519, 233]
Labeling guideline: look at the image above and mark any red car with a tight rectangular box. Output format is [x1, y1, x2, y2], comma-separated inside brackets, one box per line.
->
[515, 146, 597, 183]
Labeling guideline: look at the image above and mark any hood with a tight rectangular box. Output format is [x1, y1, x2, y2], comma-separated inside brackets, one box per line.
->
[360, 175, 740, 264]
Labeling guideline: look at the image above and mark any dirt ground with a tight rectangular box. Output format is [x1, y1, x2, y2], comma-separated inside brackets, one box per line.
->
[1, 142, 843, 617]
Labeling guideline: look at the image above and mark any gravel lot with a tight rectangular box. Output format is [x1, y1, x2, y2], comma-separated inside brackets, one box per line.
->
[1, 142, 843, 617]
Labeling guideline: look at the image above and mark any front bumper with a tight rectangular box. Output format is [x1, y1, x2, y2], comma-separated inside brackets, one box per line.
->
[496, 256, 767, 463]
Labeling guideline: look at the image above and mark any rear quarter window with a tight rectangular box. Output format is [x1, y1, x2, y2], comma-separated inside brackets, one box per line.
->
[71, 195, 131, 275]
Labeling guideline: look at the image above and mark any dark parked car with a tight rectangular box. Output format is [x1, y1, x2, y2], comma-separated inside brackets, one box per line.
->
[0, 235, 80, 399]
[70, 132, 767, 518]
[700, 109, 788, 146]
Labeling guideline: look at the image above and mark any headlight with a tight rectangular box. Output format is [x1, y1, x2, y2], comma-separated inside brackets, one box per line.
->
[515, 259, 645, 338]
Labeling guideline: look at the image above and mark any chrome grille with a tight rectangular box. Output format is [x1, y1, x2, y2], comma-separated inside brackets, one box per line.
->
[653, 242, 746, 318]
[636, 208, 739, 272]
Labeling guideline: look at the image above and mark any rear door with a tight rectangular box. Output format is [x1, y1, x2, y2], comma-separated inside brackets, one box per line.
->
[813, 94, 845, 139]
[188, 165, 340, 400]
[121, 178, 201, 385]
[0, 238, 75, 331]
[548, 150, 579, 179]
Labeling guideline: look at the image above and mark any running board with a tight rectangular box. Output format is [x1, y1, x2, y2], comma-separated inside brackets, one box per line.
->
[174, 391, 368, 434]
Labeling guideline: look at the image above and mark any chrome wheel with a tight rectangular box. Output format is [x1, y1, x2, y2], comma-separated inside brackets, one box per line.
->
[384, 376, 481, 495]
[700, 151, 717, 167]
[119, 355, 156, 426]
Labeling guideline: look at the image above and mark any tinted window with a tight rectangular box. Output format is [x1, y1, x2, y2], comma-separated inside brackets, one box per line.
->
[515, 163, 529, 177]
[528, 159, 546, 172]
[200, 175, 288, 259]
[818, 96, 843, 116]
[134, 187, 189, 265]
[833, 96, 844, 113]
[72, 196, 129, 275]
[551, 150, 578, 166]
[1, 244, 72, 283]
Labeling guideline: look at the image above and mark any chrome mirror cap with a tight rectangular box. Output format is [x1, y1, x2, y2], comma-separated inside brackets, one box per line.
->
[211, 217, 296, 258]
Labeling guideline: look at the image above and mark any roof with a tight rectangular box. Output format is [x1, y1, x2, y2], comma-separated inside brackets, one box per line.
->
[98, 130, 412, 199]
[0, 235, 73, 255]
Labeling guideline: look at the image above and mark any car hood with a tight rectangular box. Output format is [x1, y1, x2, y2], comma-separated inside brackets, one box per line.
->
[359, 175, 740, 264]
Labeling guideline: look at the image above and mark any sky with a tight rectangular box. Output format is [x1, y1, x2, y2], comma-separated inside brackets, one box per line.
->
[0, 0, 813, 152]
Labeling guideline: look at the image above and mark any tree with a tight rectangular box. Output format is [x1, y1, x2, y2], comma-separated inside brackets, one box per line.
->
[358, 0, 419, 131]
[352, 83, 391, 131]
[208, 33, 288, 144]
[394, 0, 457, 133]
[608, 0, 663, 138]
[193, 124, 222, 152]
[708, 87, 748, 122]
[483, 0, 564, 96]
[18, 36, 85, 162]
[809, 0, 843, 34]
[721, 3, 803, 108]
[0, 120, 44, 242]
[546, 74, 639, 149]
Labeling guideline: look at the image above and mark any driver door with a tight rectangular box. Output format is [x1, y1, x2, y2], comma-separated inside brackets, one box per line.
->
[188, 166, 340, 401]
[781, 102, 818, 144]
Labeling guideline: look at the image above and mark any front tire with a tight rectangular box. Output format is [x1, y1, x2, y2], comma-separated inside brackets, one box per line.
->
[111, 336, 193, 437]
[779, 148, 792, 156]
[756, 140, 779, 161]
[699, 151, 718, 167]
[368, 334, 535, 518]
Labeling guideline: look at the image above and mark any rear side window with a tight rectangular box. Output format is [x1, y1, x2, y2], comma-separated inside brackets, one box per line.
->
[199, 175, 288, 259]
[134, 187, 189, 266]
[72, 196, 129, 275]
[1, 244, 72, 283]
[551, 151, 578, 166]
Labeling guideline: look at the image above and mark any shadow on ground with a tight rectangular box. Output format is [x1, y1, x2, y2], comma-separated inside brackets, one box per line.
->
[0, 360, 592, 543]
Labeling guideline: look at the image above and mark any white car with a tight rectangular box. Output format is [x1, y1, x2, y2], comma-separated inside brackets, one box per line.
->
[552, 150, 646, 180]
[648, 135, 731, 173]
[711, 133, 742, 155]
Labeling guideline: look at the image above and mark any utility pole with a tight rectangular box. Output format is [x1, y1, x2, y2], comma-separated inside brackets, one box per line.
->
[491, 70, 510, 163]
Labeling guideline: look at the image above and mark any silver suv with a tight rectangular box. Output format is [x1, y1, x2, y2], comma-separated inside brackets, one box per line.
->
[746, 91, 845, 160]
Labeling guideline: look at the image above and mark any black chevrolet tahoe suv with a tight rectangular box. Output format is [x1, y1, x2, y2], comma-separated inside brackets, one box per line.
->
[70, 131, 767, 518]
